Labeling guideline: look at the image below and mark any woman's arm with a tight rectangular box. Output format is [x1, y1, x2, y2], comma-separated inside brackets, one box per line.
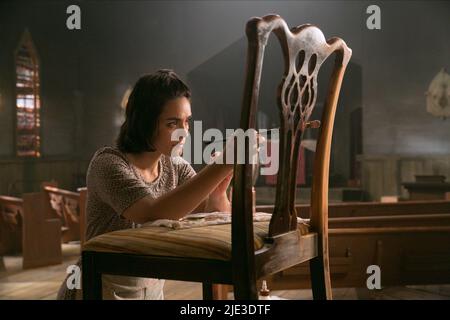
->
[190, 198, 208, 214]
[122, 163, 232, 224]
[191, 168, 233, 214]
[204, 193, 231, 212]
[189, 193, 232, 214]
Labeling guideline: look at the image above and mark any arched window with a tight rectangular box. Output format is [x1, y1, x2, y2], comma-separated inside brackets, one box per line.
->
[15, 29, 41, 157]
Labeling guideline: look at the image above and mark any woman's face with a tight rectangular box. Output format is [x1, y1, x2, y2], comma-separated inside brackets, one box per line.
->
[151, 96, 192, 157]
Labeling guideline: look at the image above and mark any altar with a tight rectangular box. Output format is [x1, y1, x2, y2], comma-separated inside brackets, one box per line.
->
[402, 175, 450, 200]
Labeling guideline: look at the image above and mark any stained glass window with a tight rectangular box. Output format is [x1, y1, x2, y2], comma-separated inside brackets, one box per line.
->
[15, 30, 41, 157]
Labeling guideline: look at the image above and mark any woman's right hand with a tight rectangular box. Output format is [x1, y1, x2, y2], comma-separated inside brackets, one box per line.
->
[209, 130, 264, 167]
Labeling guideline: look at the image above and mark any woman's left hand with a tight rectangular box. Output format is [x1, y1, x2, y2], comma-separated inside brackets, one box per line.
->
[205, 171, 233, 212]
[210, 171, 232, 198]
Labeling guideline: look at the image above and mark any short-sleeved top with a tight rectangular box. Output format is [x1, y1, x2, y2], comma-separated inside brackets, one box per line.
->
[56, 146, 196, 300]
[85, 146, 197, 241]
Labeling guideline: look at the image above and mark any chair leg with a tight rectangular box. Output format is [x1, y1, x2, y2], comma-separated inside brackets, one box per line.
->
[212, 284, 230, 300]
[233, 281, 258, 300]
[202, 282, 213, 300]
[82, 251, 102, 300]
[310, 254, 332, 300]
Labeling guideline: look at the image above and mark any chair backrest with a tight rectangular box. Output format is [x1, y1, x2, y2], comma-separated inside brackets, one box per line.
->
[231, 13, 351, 280]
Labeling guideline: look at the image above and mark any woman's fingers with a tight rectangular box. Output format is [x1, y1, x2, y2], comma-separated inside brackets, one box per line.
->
[208, 130, 266, 165]
[224, 171, 233, 181]
[208, 151, 222, 164]
[258, 133, 266, 145]
[256, 133, 266, 152]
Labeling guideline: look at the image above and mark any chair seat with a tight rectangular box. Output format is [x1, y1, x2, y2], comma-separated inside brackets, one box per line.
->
[83, 219, 310, 261]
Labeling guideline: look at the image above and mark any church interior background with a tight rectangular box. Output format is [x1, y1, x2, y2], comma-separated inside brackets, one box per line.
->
[0, 1, 449, 300]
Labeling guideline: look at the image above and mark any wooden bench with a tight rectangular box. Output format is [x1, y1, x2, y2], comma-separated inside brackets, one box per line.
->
[0, 195, 24, 255]
[0, 195, 23, 271]
[22, 193, 62, 268]
[256, 201, 450, 289]
[281, 199, 450, 219]
[0, 193, 62, 269]
[42, 186, 82, 243]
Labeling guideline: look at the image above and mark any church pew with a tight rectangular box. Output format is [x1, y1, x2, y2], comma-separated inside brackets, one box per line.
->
[42, 186, 81, 243]
[0, 193, 62, 269]
[22, 192, 62, 269]
[328, 213, 450, 228]
[0, 195, 23, 255]
[258, 199, 450, 219]
[255, 202, 450, 290]
[266, 223, 450, 290]
[214, 213, 450, 296]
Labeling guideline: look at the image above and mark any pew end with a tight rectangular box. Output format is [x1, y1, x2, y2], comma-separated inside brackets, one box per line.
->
[42, 185, 81, 243]
[22, 192, 62, 269]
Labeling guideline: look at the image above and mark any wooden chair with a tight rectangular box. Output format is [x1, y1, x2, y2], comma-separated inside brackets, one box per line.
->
[82, 14, 351, 300]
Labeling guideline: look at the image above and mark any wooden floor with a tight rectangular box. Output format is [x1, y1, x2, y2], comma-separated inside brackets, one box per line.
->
[1, 244, 449, 300]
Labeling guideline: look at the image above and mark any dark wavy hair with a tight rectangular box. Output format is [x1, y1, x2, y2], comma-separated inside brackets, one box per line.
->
[116, 69, 191, 153]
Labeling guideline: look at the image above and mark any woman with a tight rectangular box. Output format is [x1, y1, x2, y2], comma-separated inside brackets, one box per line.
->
[57, 69, 237, 300]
